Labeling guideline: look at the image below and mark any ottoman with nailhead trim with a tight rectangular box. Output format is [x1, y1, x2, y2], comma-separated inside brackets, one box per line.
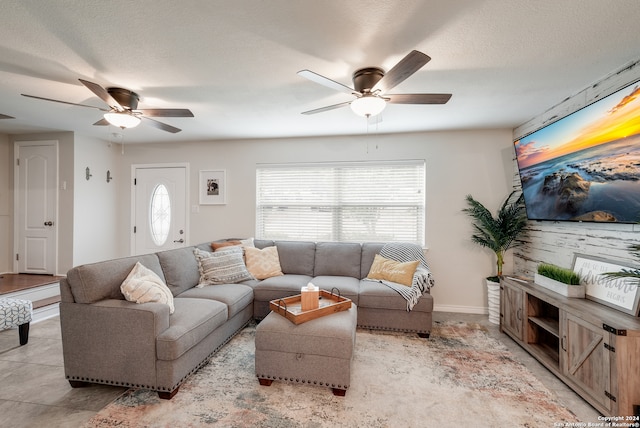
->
[255, 304, 357, 396]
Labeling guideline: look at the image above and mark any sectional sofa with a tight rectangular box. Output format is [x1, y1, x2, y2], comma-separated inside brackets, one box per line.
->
[59, 239, 434, 399]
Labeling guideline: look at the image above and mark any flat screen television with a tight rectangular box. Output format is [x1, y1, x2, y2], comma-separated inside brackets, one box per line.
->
[514, 80, 640, 223]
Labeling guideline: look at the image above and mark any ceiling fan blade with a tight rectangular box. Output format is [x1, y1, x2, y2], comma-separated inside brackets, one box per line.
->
[298, 70, 354, 94]
[21, 93, 108, 110]
[79, 79, 125, 112]
[93, 118, 110, 126]
[142, 117, 181, 133]
[137, 108, 194, 117]
[386, 93, 452, 104]
[0, 114, 15, 119]
[372, 50, 431, 94]
[301, 100, 352, 115]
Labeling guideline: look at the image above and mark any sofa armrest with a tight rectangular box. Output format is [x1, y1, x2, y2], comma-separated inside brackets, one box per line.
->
[59, 278, 74, 303]
[59, 299, 171, 389]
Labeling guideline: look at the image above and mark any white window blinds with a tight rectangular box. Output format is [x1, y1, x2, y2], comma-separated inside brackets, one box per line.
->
[256, 160, 425, 245]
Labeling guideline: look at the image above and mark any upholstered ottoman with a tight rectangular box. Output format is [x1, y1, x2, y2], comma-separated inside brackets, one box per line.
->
[0, 298, 33, 345]
[255, 304, 357, 396]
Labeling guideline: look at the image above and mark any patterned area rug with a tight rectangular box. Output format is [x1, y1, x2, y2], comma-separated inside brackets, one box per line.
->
[85, 321, 579, 428]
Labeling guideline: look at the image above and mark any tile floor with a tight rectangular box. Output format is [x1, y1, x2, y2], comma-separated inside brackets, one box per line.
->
[0, 312, 600, 427]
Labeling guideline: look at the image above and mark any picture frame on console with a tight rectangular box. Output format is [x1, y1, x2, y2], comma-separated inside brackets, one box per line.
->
[199, 170, 227, 205]
[572, 253, 640, 316]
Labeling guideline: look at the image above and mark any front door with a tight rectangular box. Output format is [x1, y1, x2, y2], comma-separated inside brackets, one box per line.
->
[132, 165, 188, 255]
[14, 141, 58, 274]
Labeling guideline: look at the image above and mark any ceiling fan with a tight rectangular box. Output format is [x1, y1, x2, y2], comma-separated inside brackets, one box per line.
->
[22, 79, 193, 133]
[298, 50, 451, 118]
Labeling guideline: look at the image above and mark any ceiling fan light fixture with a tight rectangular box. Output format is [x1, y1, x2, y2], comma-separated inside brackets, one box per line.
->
[350, 95, 386, 117]
[104, 112, 141, 129]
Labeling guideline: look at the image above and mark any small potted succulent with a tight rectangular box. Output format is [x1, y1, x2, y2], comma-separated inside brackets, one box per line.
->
[535, 263, 585, 298]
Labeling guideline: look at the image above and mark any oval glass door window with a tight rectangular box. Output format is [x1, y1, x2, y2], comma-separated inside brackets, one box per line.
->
[150, 184, 171, 246]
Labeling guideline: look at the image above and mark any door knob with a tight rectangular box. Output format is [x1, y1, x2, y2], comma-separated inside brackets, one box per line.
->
[173, 239, 184, 243]
[44, 221, 53, 226]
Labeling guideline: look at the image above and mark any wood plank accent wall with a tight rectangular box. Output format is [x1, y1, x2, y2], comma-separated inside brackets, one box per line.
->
[512, 59, 640, 278]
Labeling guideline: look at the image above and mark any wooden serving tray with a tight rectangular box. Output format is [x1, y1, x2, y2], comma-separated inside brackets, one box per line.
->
[269, 289, 352, 324]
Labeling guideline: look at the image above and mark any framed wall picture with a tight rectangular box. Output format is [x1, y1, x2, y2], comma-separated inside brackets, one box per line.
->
[572, 253, 640, 316]
[199, 170, 226, 205]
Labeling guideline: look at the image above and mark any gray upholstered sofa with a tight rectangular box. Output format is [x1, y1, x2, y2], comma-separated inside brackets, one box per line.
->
[59, 239, 433, 399]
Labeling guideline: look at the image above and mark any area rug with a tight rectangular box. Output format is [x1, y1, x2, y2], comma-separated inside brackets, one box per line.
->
[84, 321, 579, 428]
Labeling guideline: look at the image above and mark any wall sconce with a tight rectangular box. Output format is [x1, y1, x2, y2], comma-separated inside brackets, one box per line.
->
[106, 170, 113, 183]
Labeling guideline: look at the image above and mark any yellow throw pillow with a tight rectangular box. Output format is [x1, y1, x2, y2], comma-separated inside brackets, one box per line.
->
[366, 254, 419, 286]
[244, 246, 284, 280]
[121, 262, 175, 314]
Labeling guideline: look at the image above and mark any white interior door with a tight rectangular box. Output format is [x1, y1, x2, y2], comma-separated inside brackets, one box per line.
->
[133, 166, 188, 255]
[14, 141, 58, 274]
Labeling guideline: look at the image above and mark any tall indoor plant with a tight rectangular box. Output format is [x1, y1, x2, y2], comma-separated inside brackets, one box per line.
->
[463, 191, 528, 323]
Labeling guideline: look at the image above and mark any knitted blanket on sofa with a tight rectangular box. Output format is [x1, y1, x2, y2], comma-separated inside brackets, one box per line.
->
[365, 242, 434, 311]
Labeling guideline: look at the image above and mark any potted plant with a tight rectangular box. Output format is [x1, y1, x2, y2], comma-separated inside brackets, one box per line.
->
[463, 191, 528, 324]
[535, 263, 585, 298]
[601, 243, 640, 287]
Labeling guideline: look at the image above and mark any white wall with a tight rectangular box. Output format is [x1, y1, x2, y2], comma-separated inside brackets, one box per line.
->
[513, 59, 640, 276]
[0, 133, 10, 272]
[118, 129, 515, 313]
[72, 136, 123, 266]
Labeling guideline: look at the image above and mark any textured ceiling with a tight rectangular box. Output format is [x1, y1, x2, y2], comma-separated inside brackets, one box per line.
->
[0, 0, 639, 144]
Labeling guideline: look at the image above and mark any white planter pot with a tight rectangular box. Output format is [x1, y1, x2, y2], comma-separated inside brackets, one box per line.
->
[534, 273, 585, 298]
[486, 279, 501, 325]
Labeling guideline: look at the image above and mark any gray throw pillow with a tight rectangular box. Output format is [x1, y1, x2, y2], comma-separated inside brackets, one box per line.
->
[194, 247, 254, 286]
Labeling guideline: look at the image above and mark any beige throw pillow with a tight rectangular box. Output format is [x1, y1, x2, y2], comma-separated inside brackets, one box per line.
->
[121, 262, 175, 314]
[244, 246, 284, 280]
[366, 254, 419, 286]
[194, 247, 254, 286]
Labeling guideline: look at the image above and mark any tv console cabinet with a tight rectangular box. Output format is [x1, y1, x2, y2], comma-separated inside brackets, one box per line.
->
[500, 276, 640, 417]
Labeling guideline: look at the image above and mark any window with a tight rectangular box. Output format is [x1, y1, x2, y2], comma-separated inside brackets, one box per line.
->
[256, 160, 425, 245]
[150, 184, 171, 245]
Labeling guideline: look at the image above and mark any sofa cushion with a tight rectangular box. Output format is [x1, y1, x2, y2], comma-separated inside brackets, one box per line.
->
[121, 262, 175, 314]
[156, 298, 228, 361]
[360, 243, 385, 279]
[156, 246, 201, 297]
[254, 239, 274, 249]
[244, 246, 283, 280]
[366, 254, 419, 286]
[314, 242, 362, 278]
[194, 247, 254, 285]
[66, 254, 165, 304]
[252, 274, 312, 302]
[273, 241, 316, 275]
[177, 284, 253, 319]
[358, 280, 433, 312]
[309, 276, 360, 304]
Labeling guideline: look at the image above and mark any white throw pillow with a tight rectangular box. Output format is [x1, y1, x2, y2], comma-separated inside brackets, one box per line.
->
[121, 262, 175, 314]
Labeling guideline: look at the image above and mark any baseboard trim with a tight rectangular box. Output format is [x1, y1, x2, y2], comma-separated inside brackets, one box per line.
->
[433, 304, 488, 315]
[32, 303, 60, 323]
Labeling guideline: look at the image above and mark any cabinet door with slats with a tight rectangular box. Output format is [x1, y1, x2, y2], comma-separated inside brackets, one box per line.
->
[562, 312, 611, 412]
